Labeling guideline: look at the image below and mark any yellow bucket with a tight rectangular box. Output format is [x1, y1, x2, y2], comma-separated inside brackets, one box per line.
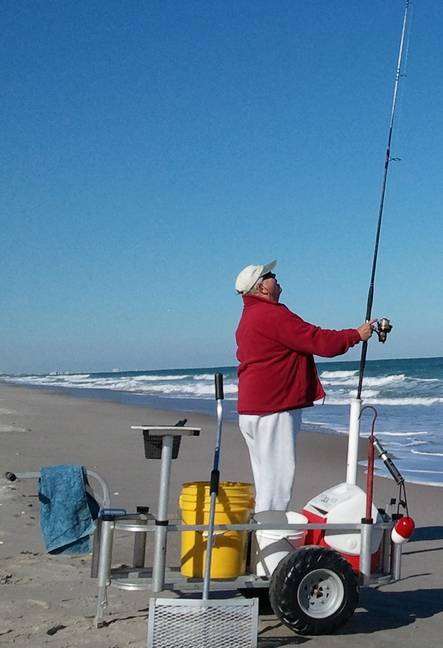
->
[179, 481, 254, 578]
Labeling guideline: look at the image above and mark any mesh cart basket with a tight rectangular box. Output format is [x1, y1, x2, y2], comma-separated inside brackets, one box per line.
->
[147, 597, 259, 648]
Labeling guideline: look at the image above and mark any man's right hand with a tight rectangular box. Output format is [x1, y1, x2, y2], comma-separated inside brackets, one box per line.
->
[357, 320, 377, 342]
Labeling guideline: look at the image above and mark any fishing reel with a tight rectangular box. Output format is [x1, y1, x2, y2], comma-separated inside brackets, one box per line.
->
[374, 317, 393, 343]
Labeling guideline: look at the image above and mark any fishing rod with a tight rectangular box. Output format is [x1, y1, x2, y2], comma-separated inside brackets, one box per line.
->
[356, 0, 411, 399]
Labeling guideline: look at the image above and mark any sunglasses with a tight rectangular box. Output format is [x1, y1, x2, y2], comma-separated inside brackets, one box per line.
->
[261, 272, 276, 280]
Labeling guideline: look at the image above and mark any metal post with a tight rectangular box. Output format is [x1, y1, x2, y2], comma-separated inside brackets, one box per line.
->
[392, 540, 402, 581]
[152, 435, 173, 593]
[133, 526, 147, 569]
[359, 519, 373, 586]
[90, 518, 102, 578]
[382, 525, 393, 575]
[132, 506, 149, 568]
[346, 398, 361, 484]
[378, 526, 386, 574]
[95, 517, 115, 627]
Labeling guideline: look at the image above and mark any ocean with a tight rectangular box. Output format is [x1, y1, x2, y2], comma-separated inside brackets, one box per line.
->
[2, 356, 442, 487]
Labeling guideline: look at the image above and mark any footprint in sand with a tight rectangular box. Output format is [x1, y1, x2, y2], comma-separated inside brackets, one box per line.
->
[0, 425, 26, 433]
[27, 599, 50, 610]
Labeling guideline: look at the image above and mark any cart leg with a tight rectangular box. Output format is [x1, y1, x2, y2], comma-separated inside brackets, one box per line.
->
[382, 525, 393, 576]
[133, 528, 147, 568]
[90, 518, 102, 578]
[391, 540, 402, 581]
[360, 519, 373, 586]
[95, 517, 115, 627]
[133, 506, 150, 568]
[152, 435, 173, 593]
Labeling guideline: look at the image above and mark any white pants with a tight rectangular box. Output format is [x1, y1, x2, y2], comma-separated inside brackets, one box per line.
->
[239, 409, 302, 513]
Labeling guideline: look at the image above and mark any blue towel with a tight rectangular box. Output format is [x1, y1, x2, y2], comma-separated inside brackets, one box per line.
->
[39, 464, 99, 555]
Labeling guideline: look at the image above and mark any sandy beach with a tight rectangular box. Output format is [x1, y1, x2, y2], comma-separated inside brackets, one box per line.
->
[1, 382, 442, 647]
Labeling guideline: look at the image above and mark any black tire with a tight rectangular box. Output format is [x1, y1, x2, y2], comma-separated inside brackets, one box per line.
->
[269, 546, 359, 635]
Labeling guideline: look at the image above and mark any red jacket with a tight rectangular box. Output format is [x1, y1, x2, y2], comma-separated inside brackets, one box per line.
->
[236, 296, 361, 414]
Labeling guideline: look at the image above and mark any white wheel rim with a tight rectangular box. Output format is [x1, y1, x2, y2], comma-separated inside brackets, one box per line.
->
[297, 568, 345, 619]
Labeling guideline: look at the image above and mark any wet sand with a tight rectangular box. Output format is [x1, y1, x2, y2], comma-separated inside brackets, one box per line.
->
[0, 383, 442, 647]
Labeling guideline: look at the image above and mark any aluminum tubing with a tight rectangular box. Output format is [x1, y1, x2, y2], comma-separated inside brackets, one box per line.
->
[90, 518, 102, 578]
[95, 519, 115, 626]
[133, 529, 147, 568]
[382, 525, 393, 575]
[202, 490, 218, 601]
[346, 398, 362, 485]
[392, 540, 402, 581]
[97, 519, 115, 588]
[359, 520, 373, 586]
[152, 435, 173, 593]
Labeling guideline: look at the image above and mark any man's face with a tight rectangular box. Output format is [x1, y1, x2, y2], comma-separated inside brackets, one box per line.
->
[259, 272, 282, 303]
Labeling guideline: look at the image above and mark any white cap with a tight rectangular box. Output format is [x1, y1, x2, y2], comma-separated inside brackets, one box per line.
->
[235, 260, 277, 294]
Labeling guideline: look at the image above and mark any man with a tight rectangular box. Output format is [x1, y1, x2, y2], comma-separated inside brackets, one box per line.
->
[235, 260, 374, 513]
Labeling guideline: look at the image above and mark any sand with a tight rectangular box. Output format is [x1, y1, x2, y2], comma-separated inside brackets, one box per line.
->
[0, 382, 442, 647]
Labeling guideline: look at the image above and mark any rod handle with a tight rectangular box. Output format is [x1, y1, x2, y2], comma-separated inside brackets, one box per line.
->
[214, 373, 224, 400]
[374, 437, 404, 485]
[383, 456, 404, 485]
[209, 468, 220, 496]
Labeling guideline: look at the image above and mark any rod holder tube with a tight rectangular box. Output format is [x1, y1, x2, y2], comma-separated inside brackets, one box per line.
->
[90, 518, 102, 578]
[133, 528, 147, 569]
[95, 518, 115, 626]
[392, 540, 402, 581]
[382, 524, 393, 575]
[133, 507, 150, 568]
[359, 519, 373, 586]
[378, 526, 386, 574]
[152, 435, 173, 593]
[347, 398, 362, 485]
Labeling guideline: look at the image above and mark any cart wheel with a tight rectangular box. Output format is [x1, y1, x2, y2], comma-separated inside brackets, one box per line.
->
[269, 546, 358, 635]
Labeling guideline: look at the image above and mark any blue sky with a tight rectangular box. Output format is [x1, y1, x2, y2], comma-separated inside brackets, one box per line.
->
[1, 0, 442, 373]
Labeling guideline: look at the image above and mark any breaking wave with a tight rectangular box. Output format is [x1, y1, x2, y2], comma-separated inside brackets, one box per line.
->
[324, 395, 443, 406]
[321, 373, 406, 387]
[378, 431, 429, 436]
[411, 449, 443, 457]
[2, 372, 239, 400]
[320, 370, 358, 379]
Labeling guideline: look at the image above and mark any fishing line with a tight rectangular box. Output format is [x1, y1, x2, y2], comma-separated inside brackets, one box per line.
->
[356, 0, 411, 399]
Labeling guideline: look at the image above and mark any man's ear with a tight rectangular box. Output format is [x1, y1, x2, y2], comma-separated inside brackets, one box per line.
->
[257, 282, 268, 295]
